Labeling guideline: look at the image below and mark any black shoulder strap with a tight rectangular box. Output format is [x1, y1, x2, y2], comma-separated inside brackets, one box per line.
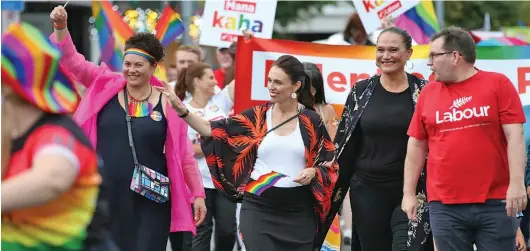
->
[123, 88, 139, 166]
[264, 107, 302, 137]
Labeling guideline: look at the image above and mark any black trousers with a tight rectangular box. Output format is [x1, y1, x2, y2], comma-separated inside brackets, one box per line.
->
[349, 174, 409, 251]
[169, 231, 192, 251]
[192, 188, 237, 251]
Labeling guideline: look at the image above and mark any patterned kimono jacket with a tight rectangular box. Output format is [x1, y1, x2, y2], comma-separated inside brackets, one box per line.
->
[315, 73, 431, 250]
[200, 103, 339, 250]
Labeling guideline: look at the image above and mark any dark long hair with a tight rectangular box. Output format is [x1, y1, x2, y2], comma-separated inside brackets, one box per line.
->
[303, 62, 326, 105]
[174, 63, 211, 100]
[272, 55, 315, 111]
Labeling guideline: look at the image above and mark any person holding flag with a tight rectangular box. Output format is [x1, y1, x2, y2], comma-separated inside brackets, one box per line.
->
[49, 5, 206, 251]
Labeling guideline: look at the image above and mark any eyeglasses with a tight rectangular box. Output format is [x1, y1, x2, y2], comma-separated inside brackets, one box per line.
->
[428, 52, 453, 61]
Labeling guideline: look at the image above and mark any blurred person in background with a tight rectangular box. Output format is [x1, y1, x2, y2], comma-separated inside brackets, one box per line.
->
[213, 47, 234, 89]
[172, 45, 221, 103]
[179, 62, 236, 251]
[343, 12, 374, 46]
[167, 64, 179, 83]
[0, 22, 112, 251]
[50, 5, 206, 251]
[321, 27, 433, 251]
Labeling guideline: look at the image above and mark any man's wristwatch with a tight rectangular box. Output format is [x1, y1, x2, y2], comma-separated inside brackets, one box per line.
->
[178, 108, 189, 118]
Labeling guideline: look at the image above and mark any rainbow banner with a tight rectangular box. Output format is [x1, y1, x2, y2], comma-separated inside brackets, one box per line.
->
[155, 4, 185, 47]
[232, 37, 530, 144]
[395, 0, 440, 44]
[321, 215, 341, 251]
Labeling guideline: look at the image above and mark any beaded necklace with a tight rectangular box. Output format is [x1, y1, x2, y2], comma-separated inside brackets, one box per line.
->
[126, 86, 153, 117]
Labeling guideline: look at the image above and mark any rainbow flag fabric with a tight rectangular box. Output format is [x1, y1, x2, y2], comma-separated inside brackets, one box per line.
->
[321, 215, 341, 251]
[245, 171, 286, 195]
[155, 4, 185, 47]
[395, 0, 440, 44]
[92, 0, 121, 71]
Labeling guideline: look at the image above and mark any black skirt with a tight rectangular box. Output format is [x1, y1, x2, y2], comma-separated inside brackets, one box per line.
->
[239, 183, 316, 251]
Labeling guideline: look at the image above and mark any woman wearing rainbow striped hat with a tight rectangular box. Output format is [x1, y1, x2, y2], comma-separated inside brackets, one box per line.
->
[1, 22, 116, 251]
[49, 5, 207, 251]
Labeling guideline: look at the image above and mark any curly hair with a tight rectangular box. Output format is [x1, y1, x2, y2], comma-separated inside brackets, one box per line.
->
[124, 33, 165, 63]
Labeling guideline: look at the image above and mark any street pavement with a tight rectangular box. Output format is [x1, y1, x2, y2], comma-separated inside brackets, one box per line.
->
[165, 241, 352, 251]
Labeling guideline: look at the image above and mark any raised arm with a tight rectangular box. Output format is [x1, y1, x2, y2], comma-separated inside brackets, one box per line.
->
[49, 5, 108, 88]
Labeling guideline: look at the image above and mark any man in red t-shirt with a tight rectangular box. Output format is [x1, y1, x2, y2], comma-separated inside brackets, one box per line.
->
[402, 26, 527, 250]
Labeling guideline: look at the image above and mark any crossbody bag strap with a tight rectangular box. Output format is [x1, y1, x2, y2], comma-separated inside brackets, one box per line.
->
[264, 108, 302, 137]
[123, 88, 140, 166]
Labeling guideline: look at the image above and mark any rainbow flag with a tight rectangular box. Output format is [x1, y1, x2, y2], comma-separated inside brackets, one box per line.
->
[92, 0, 134, 71]
[94, 0, 134, 46]
[321, 215, 341, 251]
[245, 171, 286, 195]
[155, 4, 185, 47]
[395, 0, 440, 45]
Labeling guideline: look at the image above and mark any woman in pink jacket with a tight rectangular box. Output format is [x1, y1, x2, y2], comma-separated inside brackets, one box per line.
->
[49, 6, 206, 251]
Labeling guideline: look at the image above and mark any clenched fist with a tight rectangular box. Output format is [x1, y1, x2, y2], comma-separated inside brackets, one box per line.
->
[50, 5, 68, 27]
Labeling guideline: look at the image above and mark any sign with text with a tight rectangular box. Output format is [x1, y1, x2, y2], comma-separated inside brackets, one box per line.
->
[234, 37, 530, 119]
[200, 0, 277, 48]
[352, 0, 419, 34]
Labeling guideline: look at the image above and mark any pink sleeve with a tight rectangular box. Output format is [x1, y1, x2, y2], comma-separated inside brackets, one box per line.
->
[49, 31, 110, 88]
[180, 118, 206, 199]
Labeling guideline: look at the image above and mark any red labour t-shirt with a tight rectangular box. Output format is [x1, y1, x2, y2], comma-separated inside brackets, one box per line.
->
[407, 70, 526, 204]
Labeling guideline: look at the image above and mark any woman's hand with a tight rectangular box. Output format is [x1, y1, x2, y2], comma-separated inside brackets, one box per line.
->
[517, 226, 526, 251]
[50, 5, 67, 27]
[241, 29, 255, 40]
[293, 167, 317, 185]
[154, 81, 188, 115]
[380, 15, 395, 29]
[193, 197, 207, 226]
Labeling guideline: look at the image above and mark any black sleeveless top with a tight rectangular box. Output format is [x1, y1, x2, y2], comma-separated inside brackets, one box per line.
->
[96, 92, 170, 251]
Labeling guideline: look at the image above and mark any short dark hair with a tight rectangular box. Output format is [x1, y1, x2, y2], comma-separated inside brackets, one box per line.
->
[303, 62, 326, 105]
[431, 26, 476, 64]
[272, 55, 315, 111]
[124, 32, 165, 64]
[377, 27, 413, 50]
[176, 45, 202, 60]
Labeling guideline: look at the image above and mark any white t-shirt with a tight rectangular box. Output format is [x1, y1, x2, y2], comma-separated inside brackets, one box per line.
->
[168, 81, 222, 103]
[184, 87, 233, 189]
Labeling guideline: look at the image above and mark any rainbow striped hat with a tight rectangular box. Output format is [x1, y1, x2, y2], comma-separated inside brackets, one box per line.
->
[1, 22, 80, 114]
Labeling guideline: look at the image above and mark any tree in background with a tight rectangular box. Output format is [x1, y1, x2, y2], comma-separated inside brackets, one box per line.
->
[444, 1, 530, 30]
[273, 1, 336, 39]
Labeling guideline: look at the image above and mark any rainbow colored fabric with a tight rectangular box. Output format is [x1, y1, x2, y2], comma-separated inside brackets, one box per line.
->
[245, 171, 286, 195]
[155, 4, 185, 47]
[92, 0, 122, 71]
[1, 22, 79, 114]
[321, 215, 341, 251]
[395, 0, 440, 44]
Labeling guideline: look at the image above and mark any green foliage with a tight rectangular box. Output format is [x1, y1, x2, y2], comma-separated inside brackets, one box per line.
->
[274, 1, 336, 28]
[443, 1, 528, 30]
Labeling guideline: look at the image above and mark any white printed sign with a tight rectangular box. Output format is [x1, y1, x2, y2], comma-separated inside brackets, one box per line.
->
[200, 0, 277, 48]
[352, 0, 420, 34]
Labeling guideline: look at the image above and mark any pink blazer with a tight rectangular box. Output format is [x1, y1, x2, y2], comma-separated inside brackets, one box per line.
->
[50, 31, 205, 234]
